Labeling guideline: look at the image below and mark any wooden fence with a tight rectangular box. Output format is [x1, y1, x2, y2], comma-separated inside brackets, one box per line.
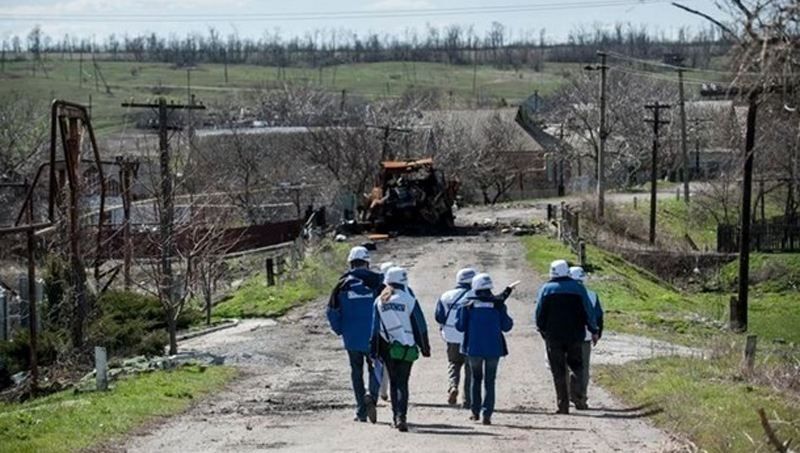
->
[717, 222, 800, 253]
[547, 202, 586, 266]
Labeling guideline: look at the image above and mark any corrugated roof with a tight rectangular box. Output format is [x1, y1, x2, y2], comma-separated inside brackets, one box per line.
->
[423, 108, 544, 152]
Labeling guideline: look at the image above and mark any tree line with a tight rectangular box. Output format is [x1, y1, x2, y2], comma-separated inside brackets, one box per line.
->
[5, 22, 729, 70]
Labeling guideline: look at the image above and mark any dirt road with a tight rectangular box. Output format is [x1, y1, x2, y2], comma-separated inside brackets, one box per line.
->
[122, 235, 680, 452]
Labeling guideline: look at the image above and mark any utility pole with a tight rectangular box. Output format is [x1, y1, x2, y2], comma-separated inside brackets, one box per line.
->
[733, 93, 758, 332]
[584, 51, 609, 217]
[690, 117, 712, 178]
[121, 98, 205, 311]
[677, 68, 690, 203]
[645, 102, 671, 245]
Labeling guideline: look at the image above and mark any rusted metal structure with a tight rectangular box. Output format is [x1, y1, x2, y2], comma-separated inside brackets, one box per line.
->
[365, 158, 457, 231]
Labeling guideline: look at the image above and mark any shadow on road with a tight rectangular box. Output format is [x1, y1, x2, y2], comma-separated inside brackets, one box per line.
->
[411, 402, 550, 416]
[410, 422, 497, 436]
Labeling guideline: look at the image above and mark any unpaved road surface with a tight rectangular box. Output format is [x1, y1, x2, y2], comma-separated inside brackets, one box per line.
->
[122, 235, 683, 452]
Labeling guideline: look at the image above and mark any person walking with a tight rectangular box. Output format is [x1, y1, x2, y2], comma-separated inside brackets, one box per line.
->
[568, 266, 604, 409]
[434, 267, 476, 408]
[371, 266, 430, 432]
[327, 246, 384, 423]
[535, 260, 599, 415]
[455, 273, 514, 425]
[376, 261, 396, 402]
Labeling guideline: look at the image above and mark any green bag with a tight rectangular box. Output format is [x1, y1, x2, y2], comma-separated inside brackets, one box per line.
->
[389, 341, 419, 362]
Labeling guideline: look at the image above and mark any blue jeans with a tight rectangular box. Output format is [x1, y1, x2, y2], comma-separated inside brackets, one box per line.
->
[468, 356, 500, 418]
[347, 350, 380, 419]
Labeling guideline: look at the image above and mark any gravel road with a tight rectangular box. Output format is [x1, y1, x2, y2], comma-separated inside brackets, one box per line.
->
[121, 234, 684, 452]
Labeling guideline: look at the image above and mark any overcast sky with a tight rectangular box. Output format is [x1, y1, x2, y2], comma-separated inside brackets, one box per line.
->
[0, 0, 723, 44]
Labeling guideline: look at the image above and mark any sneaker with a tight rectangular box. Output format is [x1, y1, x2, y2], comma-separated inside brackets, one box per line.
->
[448, 389, 458, 405]
[482, 415, 492, 425]
[365, 396, 377, 424]
[469, 413, 480, 421]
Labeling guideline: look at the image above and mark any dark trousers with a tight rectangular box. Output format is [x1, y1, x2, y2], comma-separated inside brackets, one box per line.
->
[347, 350, 379, 419]
[545, 339, 585, 412]
[569, 341, 592, 406]
[386, 358, 414, 421]
[446, 343, 471, 404]
[467, 356, 500, 418]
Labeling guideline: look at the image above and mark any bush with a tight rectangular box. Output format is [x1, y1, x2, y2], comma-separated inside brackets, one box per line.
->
[0, 330, 66, 376]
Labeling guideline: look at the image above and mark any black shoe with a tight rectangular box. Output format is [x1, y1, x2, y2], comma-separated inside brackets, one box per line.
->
[462, 401, 471, 409]
[365, 396, 377, 424]
[354, 416, 367, 422]
[396, 416, 408, 432]
[555, 407, 569, 415]
[575, 402, 589, 410]
[482, 415, 492, 425]
[469, 413, 480, 421]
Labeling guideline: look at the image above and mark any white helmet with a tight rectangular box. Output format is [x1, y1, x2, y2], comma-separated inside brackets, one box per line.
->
[348, 246, 370, 264]
[471, 273, 493, 291]
[569, 266, 587, 282]
[384, 266, 409, 286]
[456, 267, 477, 285]
[549, 259, 570, 278]
[379, 262, 395, 273]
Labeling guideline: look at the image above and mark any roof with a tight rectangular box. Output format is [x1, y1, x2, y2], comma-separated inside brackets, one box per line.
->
[423, 108, 544, 152]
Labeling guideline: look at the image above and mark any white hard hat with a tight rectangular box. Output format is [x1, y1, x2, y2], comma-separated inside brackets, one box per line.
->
[384, 266, 409, 286]
[550, 259, 570, 278]
[471, 273, 493, 291]
[379, 262, 395, 273]
[569, 266, 587, 282]
[348, 246, 370, 263]
[456, 267, 477, 285]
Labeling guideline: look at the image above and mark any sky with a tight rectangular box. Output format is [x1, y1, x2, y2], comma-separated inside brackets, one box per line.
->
[0, 0, 724, 44]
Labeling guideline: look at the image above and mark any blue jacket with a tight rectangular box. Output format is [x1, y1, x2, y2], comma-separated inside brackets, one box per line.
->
[326, 268, 383, 352]
[587, 289, 604, 338]
[535, 277, 599, 344]
[455, 289, 514, 358]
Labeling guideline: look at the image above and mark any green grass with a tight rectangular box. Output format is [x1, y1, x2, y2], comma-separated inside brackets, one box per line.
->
[213, 242, 347, 318]
[595, 356, 800, 452]
[0, 59, 576, 133]
[0, 365, 235, 453]
[613, 198, 718, 251]
[523, 234, 721, 342]
[524, 233, 800, 451]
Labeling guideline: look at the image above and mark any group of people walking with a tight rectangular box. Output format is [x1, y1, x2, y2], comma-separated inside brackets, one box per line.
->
[327, 246, 603, 432]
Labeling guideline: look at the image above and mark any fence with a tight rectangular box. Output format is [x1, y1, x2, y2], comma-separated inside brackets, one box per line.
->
[0, 276, 44, 342]
[547, 202, 586, 266]
[717, 222, 800, 253]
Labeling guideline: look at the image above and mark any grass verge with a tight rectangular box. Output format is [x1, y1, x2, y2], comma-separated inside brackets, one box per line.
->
[523, 233, 800, 452]
[213, 242, 348, 318]
[0, 365, 235, 453]
[595, 357, 800, 452]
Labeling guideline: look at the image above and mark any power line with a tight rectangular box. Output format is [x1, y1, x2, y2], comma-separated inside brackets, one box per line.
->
[0, 0, 667, 22]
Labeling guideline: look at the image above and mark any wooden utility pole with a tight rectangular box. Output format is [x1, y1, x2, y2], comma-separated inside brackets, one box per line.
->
[121, 98, 205, 316]
[25, 181, 39, 392]
[645, 102, 671, 245]
[733, 93, 758, 332]
[677, 68, 690, 203]
[585, 51, 609, 217]
[690, 117, 712, 178]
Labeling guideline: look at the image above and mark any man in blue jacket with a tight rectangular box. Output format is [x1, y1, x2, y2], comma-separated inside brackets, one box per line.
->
[535, 259, 599, 415]
[568, 266, 604, 410]
[327, 246, 383, 423]
[456, 273, 514, 425]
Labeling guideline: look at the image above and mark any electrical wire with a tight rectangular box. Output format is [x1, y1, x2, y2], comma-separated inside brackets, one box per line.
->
[0, 0, 668, 22]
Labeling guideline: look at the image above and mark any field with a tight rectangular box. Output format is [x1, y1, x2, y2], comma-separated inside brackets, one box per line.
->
[0, 58, 575, 134]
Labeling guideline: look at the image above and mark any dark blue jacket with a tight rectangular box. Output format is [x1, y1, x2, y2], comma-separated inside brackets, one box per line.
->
[535, 277, 599, 344]
[326, 268, 383, 352]
[587, 289, 604, 338]
[455, 289, 514, 358]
